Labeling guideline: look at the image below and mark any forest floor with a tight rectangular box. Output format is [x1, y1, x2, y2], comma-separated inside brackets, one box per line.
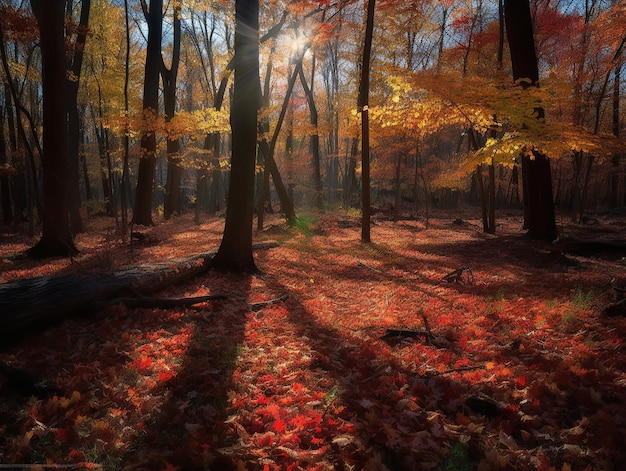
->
[0, 209, 625, 470]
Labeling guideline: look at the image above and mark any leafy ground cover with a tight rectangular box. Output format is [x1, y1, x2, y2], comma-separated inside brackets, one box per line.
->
[1, 211, 625, 470]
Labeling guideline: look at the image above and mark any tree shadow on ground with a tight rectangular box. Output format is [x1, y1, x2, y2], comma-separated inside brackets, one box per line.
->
[119, 272, 253, 470]
[258, 270, 474, 469]
[0, 269, 251, 469]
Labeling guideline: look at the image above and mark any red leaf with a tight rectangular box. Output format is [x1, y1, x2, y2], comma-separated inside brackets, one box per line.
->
[158, 370, 175, 382]
[258, 403, 281, 419]
[272, 419, 287, 433]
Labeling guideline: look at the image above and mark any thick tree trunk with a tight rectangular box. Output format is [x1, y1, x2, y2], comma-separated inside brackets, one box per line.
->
[28, 0, 77, 258]
[504, 0, 557, 242]
[212, 0, 260, 273]
[133, 0, 163, 226]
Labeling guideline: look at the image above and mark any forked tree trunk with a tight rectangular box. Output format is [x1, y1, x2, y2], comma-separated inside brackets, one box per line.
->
[298, 62, 323, 209]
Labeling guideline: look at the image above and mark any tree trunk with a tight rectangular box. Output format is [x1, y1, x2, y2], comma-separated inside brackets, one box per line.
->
[3, 84, 17, 224]
[120, 0, 132, 237]
[0, 99, 13, 226]
[298, 62, 323, 209]
[257, 49, 274, 230]
[256, 58, 300, 224]
[394, 153, 401, 221]
[212, 0, 260, 273]
[360, 0, 376, 243]
[66, 0, 91, 235]
[79, 121, 92, 202]
[504, 0, 557, 241]
[133, 0, 163, 226]
[488, 159, 496, 233]
[610, 65, 621, 207]
[163, 2, 182, 220]
[476, 165, 489, 232]
[28, 0, 77, 258]
[202, 72, 230, 220]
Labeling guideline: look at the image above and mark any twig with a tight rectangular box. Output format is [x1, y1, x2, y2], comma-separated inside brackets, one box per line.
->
[357, 260, 383, 273]
[249, 294, 288, 311]
[427, 365, 485, 377]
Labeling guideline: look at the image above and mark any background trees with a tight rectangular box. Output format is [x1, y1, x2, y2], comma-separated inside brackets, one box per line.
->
[0, 0, 624, 256]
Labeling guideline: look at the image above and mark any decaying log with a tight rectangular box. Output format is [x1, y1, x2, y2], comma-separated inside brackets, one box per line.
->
[1, 252, 213, 339]
[0, 243, 277, 346]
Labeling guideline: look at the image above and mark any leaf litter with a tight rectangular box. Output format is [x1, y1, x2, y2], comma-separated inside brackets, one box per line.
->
[0, 212, 625, 470]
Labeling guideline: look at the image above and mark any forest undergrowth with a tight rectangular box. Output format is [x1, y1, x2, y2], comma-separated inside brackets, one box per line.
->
[1, 210, 625, 470]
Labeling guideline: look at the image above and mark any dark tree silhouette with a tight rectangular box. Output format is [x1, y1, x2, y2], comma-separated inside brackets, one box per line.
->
[360, 0, 376, 243]
[28, 0, 77, 257]
[212, 0, 260, 273]
[162, 1, 182, 220]
[133, 0, 163, 226]
[504, 0, 557, 241]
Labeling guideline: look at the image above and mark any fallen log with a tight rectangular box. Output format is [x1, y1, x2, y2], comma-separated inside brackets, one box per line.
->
[0, 243, 277, 347]
[0, 252, 213, 345]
